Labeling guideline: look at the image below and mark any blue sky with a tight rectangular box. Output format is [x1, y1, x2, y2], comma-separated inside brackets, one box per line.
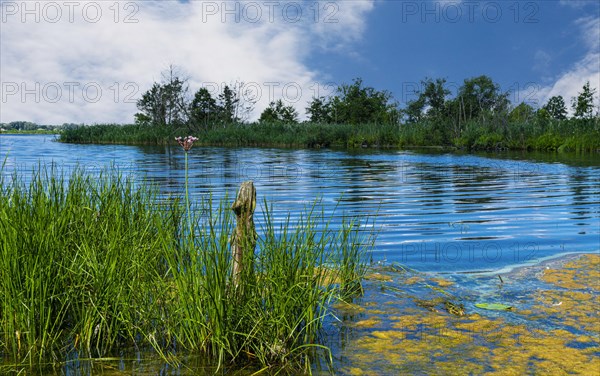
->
[1, 0, 599, 124]
[310, 0, 599, 107]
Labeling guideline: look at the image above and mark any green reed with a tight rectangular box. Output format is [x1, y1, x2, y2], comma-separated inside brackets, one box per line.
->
[59, 119, 600, 152]
[0, 163, 374, 373]
[0, 164, 180, 364]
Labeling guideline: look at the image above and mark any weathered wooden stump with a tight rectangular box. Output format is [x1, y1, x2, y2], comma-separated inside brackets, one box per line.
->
[231, 181, 257, 287]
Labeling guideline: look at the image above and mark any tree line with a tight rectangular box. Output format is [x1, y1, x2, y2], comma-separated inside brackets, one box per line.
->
[135, 67, 598, 141]
[0, 121, 79, 132]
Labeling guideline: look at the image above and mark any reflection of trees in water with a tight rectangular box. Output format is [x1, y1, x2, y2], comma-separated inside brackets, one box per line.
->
[132, 144, 180, 196]
[335, 157, 396, 211]
[449, 163, 508, 210]
[403, 162, 448, 210]
[262, 150, 302, 185]
[134, 145, 225, 197]
[219, 148, 238, 190]
[337, 157, 397, 182]
[568, 169, 599, 228]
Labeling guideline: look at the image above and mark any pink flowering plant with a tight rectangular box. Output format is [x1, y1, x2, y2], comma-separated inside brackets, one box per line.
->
[176, 136, 199, 234]
[175, 136, 199, 152]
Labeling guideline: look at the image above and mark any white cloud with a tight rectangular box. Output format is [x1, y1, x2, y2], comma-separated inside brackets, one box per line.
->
[311, 0, 374, 51]
[530, 16, 600, 112]
[559, 0, 592, 9]
[0, 0, 375, 124]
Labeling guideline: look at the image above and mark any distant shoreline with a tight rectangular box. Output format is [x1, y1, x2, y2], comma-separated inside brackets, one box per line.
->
[0, 130, 59, 135]
[57, 122, 600, 153]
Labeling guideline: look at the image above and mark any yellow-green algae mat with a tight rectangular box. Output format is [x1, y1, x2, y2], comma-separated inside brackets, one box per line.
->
[329, 254, 599, 375]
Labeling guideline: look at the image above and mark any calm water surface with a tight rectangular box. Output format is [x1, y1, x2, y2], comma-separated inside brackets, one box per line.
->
[1, 134, 599, 273]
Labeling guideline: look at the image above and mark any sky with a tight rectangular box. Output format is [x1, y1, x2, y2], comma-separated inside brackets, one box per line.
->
[0, 0, 599, 125]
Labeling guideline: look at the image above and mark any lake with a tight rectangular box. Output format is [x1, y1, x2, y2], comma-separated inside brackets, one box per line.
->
[2, 134, 599, 374]
[1, 134, 598, 273]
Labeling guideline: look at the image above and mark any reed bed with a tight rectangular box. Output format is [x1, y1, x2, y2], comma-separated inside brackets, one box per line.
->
[0, 164, 374, 373]
[59, 120, 600, 152]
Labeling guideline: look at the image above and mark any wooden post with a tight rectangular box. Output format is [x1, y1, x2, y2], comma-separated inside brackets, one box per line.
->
[231, 181, 257, 287]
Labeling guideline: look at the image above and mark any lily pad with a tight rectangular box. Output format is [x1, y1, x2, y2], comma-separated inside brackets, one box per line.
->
[475, 303, 514, 311]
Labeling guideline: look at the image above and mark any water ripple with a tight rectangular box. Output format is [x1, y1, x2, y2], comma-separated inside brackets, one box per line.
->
[2, 134, 599, 272]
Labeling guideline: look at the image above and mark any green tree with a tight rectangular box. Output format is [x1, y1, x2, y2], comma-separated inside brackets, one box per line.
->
[422, 78, 451, 118]
[306, 97, 332, 123]
[135, 66, 189, 126]
[259, 99, 299, 124]
[452, 75, 509, 123]
[535, 107, 551, 127]
[189, 88, 218, 130]
[134, 112, 152, 125]
[329, 78, 398, 125]
[214, 81, 257, 126]
[161, 69, 189, 125]
[136, 83, 167, 125]
[572, 81, 597, 119]
[508, 102, 535, 123]
[216, 85, 239, 126]
[7, 121, 38, 130]
[403, 78, 450, 123]
[543, 95, 567, 120]
[403, 96, 426, 123]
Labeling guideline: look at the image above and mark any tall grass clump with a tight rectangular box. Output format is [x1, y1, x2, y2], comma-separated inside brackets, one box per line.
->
[160, 199, 374, 373]
[162, 135, 375, 372]
[0, 160, 374, 373]
[0, 164, 180, 365]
